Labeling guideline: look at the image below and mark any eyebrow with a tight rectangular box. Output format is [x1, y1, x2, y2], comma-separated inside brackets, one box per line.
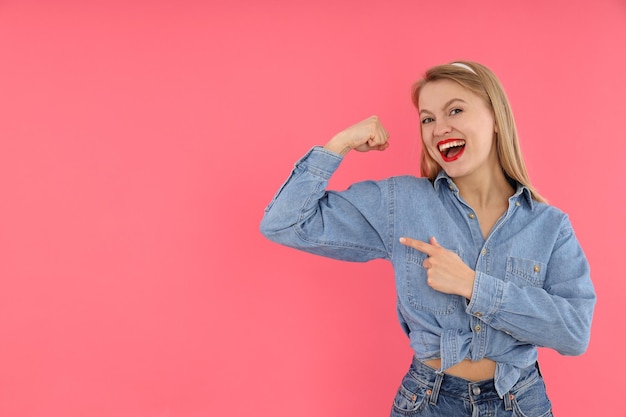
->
[419, 98, 467, 115]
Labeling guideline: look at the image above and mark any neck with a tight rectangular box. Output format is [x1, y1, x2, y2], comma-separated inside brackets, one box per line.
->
[454, 166, 514, 210]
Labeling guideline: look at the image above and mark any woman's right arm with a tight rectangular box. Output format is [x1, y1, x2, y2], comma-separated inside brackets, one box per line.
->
[259, 116, 393, 262]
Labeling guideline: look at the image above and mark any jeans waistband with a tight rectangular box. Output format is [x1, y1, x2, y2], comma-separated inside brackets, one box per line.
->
[410, 357, 538, 403]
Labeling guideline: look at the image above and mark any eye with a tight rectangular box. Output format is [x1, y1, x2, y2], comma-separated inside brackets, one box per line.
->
[450, 108, 462, 116]
[421, 117, 434, 124]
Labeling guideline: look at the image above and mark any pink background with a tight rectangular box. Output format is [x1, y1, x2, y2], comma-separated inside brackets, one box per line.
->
[0, 1, 624, 416]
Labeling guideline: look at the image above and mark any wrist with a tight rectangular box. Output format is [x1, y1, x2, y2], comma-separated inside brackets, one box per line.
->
[464, 271, 476, 300]
[324, 136, 352, 156]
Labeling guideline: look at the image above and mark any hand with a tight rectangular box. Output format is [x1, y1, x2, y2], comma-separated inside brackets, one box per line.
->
[324, 116, 390, 156]
[399, 236, 476, 299]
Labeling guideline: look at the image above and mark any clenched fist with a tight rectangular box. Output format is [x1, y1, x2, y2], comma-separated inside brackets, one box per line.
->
[324, 116, 390, 156]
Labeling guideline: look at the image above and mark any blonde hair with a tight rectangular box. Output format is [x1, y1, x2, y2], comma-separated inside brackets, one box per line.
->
[411, 61, 546, 203]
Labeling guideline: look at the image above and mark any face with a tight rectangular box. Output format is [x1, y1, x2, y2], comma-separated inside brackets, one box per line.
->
[418, 79, 498, 181]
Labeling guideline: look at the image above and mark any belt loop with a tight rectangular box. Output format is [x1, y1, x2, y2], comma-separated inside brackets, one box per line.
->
[429, 372, 444, 405]
[503, 392, 513, 411]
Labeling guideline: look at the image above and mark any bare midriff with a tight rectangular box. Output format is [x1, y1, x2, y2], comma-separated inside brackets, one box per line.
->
[423, 358, 496, 382]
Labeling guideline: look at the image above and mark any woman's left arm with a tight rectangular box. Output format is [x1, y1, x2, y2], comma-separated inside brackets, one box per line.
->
[466, 216, 596, 355]
[401, 216, 596, 356]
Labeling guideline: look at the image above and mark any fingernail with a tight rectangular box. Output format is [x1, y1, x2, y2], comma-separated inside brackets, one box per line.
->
[399, 237, 406, 243]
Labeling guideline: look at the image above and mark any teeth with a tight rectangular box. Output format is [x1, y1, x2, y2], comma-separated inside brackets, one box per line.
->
[438, 140, 465, 152]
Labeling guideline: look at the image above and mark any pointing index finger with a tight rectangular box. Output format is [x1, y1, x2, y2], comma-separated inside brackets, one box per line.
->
[399, 237, 434, 255]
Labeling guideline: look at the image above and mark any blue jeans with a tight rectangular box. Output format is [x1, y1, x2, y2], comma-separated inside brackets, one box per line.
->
[390, 358, 553, 417]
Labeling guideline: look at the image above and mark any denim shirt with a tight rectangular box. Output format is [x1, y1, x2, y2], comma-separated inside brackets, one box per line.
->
[260, 146, 596, 397]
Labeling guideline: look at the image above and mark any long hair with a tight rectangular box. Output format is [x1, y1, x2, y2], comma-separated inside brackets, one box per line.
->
[411, 61, 546, 203]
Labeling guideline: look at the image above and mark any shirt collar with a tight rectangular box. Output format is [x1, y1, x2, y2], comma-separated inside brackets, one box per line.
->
[432, 170, 534, 210]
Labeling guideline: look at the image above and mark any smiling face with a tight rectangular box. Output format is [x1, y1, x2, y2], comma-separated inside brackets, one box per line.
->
[418, 79, 499, 181]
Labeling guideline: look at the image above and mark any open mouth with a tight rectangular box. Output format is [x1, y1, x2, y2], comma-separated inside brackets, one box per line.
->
[437, 139, 466, 162]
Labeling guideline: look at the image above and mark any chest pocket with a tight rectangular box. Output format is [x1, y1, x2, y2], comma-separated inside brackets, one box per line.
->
[505, 257, 547, 288]
[404, 246, 461, 315]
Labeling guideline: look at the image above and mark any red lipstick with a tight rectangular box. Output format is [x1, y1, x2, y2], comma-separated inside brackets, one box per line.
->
[437, 138, 466, 162]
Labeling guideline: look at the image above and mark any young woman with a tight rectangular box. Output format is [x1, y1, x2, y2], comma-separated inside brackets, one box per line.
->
[260, 61, 595, 416]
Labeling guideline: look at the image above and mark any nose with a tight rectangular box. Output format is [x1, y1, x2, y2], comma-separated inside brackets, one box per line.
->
[433, 119, 453, 137]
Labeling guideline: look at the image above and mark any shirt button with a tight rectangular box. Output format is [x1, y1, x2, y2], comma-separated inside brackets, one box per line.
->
[533, 265, 541, 273]
[481, 248, 487, 256]
[475, 312, 482, 317]
[449, 185, 454, 191]
[468, 213, 476, 219]
[472, 386, 481, 395]
[515, 201, 521, 207]
[474, 325, 482, 332]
